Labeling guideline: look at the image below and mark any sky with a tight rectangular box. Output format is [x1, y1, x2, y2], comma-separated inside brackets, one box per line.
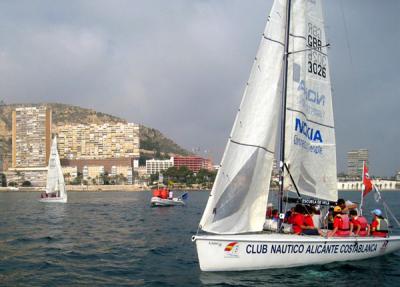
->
[0, 0, 399, 176]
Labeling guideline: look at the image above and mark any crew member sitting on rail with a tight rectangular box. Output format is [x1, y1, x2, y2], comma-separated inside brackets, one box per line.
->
[292, 204, 323, 236]
[349, 209, 369, 236]
[328, 206, 351, 237]
[370, 209, 389, 238]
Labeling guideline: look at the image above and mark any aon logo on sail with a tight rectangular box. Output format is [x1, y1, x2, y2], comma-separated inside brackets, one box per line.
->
[295, 118, 323, 143]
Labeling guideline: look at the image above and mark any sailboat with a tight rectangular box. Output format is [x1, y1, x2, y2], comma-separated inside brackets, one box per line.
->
[192, 0, 400, 271]
[39, 136, 67, 203]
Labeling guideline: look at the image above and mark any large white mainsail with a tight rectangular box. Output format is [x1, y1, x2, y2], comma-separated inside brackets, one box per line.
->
[45, 136, 67, 200]
[199, 0, 286, 234]
[284, 0, 337, 201]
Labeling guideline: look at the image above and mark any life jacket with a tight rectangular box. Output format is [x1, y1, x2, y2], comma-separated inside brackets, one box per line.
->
[291, 213, 304, 234]
[355, 216, 369, 236]
[339, 214, 350, 230]
[372, 218, 389, 237]
[376, 218, 389, 231]
[153, 189, 161, 197]
[335, 214, 350, 236]
[304, 215, 314, 228]
[160, 189, 169, 199]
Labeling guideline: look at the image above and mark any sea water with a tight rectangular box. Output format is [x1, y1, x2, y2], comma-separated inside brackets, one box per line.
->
[0, 191, 399, 286]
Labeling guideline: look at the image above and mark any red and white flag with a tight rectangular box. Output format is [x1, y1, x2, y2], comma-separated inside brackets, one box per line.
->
[362, 162, 373, 197]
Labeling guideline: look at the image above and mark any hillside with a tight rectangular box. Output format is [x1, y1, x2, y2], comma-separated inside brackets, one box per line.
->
[0, 103, 191, 163]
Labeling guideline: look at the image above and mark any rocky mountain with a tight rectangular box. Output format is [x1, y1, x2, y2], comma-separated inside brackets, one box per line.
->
[0, 103, 191, 164]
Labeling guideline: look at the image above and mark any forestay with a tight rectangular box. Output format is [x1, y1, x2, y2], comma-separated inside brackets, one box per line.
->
[199, 0, 286, 234]
[284, 0, 337, 201]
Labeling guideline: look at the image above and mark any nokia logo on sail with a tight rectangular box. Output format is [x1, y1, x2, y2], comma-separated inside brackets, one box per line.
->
[298, 80, 325, 106]
[295, 118, 323, 143]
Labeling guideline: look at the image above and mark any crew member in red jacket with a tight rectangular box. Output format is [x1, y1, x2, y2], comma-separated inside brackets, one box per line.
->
[349, 209, 369, 236]
[328, 206, 351, 237]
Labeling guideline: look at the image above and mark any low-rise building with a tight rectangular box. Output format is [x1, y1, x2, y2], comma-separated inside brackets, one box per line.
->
[62, 166, 77, 180]
[146, 158, 174, 175]
[173, 156, 212, 173]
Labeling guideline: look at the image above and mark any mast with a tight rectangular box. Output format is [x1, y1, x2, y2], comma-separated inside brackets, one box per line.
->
[278, 0, 292, 230]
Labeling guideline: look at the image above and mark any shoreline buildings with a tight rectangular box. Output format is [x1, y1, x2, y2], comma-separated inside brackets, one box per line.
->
[145, 156, 213, 175]
[57, 123, 140, 184]
[8, 106, 52, 186]
[347, 149, 369, 178]
[146, 158, 174, 175]
[12, 106, 52, 168]
[7, 105, 140, 186]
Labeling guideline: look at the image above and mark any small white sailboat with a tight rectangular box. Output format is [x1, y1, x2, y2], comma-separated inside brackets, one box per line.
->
[39, 136, 67, 203]
[150, 196, 186, 207]
[150, 188, 188, 207]
[192, 0, 400, 271]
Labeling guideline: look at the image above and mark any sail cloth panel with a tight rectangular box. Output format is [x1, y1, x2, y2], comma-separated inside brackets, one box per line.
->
[199, 0, 286, 234]
[45, 137, 59, 194]
[284, 0, 337, 201]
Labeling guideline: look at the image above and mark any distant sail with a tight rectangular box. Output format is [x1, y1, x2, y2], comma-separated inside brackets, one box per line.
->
[199, 0, 286, 234]
[45, 137, 67, 200]
[284, 0, 337, 201]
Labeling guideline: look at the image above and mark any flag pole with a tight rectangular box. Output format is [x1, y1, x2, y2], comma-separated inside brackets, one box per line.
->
[360, 160, 365, 216]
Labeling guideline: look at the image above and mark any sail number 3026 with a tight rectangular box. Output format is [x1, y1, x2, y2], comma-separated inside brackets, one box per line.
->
[307, 23, 327, 79]
[308, 62, 326, 78]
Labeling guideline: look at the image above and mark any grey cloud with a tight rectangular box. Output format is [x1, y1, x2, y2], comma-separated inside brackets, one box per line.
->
[0, 0, 398, 176]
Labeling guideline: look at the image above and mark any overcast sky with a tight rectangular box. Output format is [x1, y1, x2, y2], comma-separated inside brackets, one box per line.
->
[0, 0, 399, 176]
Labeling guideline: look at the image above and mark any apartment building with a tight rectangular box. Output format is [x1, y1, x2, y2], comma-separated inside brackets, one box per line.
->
[56, 123, 139, 160]
[347, 149, 369, 178]
[12, 106, 52, 168]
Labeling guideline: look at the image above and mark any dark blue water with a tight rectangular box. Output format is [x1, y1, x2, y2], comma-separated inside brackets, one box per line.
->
[1, 191, 399, 286]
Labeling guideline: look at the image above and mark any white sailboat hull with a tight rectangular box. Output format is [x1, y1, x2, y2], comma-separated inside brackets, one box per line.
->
[38, 196, 67, 203]
[150, 197, 185, 207]
[193, 233, 400, 271]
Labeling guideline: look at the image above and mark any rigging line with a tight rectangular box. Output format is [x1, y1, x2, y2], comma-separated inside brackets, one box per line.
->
[284, 163, 302, 199]
[383, 201, 400, 228]
[288, 44, 330, 56]
[263, 34, 285, 46]
[286, 107, 335, 129]
[229, 139, 274, 154]
[339, 0, 354, 67]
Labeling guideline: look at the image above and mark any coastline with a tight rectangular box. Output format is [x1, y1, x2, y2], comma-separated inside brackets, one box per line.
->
[0, 185, 211, 192]
[1, 186, 399, 193]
